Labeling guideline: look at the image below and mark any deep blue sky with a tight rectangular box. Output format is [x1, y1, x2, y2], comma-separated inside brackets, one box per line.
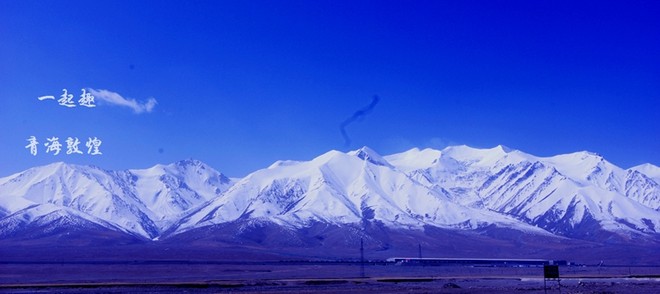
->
[1, 1, 659, 177]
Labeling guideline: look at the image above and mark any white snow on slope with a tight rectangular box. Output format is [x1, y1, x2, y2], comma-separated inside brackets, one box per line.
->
[1, 145, 658, 240]
[385, 145, 660, 235]
[175, 147, 557, 236]
[0, 160, 233, 238]
[631, 163, 660, 183]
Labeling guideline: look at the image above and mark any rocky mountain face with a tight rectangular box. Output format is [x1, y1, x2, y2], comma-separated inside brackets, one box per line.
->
[1, 146, 658, 262]
[0, 160, 233, 239]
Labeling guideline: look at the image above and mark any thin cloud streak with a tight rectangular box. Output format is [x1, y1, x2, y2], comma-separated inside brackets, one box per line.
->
[87, 88, 157, 114]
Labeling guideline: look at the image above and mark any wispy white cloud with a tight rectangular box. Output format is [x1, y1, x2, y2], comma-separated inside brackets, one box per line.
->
[87, 88, 157, 114]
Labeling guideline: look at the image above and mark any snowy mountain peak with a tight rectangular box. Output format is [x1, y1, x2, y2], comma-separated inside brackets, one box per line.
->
[544, 151, 620, 185]
[0, 159, 235, 239]
[548, 151, 606, 167]
[633, 163, 660, 170]
[494, 144, 515, 154]
[311, 150, 345, 164]
[383, 147, 443, 171]
[43, 161, 67, 169]
[1, 146, 659, 244]
[347, 146, 392, 167]
[631, 163, 660, 183]
[442, 144, 506, 157]
[172, 158, 204, 166]
[268, 160, 302, 169]
[438, 145, 518, 168]
[166, 159, 215, 172]
[39, 161, 82, 175]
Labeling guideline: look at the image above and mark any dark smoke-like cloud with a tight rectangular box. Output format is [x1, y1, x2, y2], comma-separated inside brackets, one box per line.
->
[340, 95, 380, 147]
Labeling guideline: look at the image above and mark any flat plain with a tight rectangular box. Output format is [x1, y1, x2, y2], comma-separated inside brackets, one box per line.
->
[1, 261, 659, 293]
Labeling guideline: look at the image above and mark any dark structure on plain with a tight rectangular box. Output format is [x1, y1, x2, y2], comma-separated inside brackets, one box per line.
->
[543, 264, 560, 293]
[387, 257, 554, 266]
[544, 265, 559, 278]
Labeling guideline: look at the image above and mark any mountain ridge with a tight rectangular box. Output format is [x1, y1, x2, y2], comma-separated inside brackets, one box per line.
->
[1, 146, 658, 259]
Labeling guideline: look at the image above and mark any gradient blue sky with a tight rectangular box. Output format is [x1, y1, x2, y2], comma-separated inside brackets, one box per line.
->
[1, 1, 659, 177]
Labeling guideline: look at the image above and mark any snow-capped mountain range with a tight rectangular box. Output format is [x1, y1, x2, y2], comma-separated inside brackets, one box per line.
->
[1, 146, 659, 244]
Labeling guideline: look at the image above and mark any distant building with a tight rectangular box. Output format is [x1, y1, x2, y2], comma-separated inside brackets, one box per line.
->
[386, 257, 568, 267]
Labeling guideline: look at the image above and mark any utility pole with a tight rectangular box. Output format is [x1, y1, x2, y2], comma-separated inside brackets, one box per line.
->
[418, 243, 422, 259]
[360, 238, 365, 278]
